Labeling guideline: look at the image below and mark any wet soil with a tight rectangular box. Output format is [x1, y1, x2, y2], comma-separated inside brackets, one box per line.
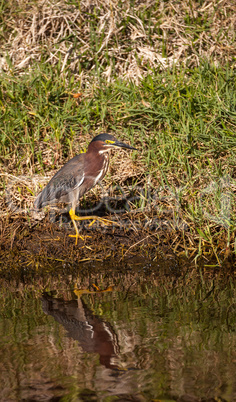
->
[0, 213, 235, 272]
[0, 212, 176, 260]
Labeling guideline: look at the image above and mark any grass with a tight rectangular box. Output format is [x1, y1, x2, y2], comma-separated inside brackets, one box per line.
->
[0, 0, 236, 264]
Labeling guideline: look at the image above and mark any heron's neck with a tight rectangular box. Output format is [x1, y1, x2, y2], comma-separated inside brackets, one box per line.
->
[87, 141, 111, 156]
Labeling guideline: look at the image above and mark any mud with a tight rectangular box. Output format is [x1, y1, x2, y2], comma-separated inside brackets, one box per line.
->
[0, 213, 235, 273]
[0, 213, 182, 273]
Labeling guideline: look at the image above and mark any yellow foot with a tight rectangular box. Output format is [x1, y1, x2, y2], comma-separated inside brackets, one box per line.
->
[88, 216, 116, 227]
[68, 209, 118, 245]
[69, 233, 92, 246]
[69, 233, 84, 241]
[69, 209, 118, 227]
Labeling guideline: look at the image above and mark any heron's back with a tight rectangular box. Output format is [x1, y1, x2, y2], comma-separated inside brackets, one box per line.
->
[34, 154, 85, 209]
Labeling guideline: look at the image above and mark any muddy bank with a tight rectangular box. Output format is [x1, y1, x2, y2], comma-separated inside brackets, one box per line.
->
[0, 212, 235, 272]
[0, 214, 177, 266]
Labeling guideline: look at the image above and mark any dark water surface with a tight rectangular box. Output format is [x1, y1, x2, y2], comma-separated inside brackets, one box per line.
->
[0, 260, 236, 401]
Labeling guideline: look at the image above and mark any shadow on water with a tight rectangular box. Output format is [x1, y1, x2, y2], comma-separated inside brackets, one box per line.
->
[0, 259, 236, 401]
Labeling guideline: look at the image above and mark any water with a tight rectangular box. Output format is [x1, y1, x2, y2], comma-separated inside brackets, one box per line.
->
[0, 261, 235, 401]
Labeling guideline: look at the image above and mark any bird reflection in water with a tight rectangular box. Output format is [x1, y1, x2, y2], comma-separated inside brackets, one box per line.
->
[41, 285, 120, 370]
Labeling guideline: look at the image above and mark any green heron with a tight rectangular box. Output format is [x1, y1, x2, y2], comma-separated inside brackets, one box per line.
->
[34, 133, 136, 244]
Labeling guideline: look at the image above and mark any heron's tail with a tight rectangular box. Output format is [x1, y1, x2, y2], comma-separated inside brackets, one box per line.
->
[34, 191, 43, 210]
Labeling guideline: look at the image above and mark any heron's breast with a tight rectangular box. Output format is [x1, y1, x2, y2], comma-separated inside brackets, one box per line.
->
[84, 153, 109, 187]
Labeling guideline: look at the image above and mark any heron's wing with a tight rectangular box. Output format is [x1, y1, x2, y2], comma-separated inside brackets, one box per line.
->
[35, 154, 85, 209]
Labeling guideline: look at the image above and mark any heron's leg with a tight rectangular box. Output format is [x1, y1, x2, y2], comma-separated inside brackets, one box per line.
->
[69, 208, 119, 227]
[67, 195, 89, 244]
[68, 212, 85, 245]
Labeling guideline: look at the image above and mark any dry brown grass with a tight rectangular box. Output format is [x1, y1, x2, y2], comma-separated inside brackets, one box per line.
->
[1, 0, 235, 83]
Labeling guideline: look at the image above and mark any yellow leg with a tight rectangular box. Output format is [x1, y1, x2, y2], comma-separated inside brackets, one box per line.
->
[68, 209, 119, 245]
[69, 208, 119, 228]
[69, 215, 85, 245]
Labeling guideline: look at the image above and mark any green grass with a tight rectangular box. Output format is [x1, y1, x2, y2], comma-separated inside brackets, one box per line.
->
[1, 60, 236, 262]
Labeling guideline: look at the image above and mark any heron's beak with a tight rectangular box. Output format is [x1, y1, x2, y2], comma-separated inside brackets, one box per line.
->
[114, 140, 137, 151]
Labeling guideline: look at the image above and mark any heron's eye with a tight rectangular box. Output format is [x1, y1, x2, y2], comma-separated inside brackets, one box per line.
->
[105, 140, 115, 145]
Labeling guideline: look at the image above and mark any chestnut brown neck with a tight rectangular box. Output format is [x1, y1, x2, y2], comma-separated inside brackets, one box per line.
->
[87, 140, 112, 155]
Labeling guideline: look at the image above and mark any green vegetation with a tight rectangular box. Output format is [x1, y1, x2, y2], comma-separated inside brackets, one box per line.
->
[0, 0, 236, 264]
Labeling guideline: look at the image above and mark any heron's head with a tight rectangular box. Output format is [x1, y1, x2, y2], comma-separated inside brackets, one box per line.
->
[89, 133, 137, 154]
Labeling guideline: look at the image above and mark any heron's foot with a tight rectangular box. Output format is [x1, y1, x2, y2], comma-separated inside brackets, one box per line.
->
[69, 232, 92, 245]
[69, 209, 118, 227]
[69, 233, 85, 243]
[68, 210, 91, 245]
[88, 216, 116, 227]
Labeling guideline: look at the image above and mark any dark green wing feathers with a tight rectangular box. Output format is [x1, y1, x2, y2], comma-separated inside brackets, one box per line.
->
[34, 154, 85, 209]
